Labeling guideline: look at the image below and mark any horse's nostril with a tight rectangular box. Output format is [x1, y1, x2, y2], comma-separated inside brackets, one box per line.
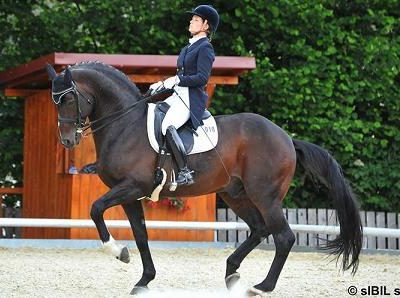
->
[61, 139, 72, 147]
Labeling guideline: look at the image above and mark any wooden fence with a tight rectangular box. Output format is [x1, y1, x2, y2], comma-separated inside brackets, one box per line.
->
[217, 208, 400, 250]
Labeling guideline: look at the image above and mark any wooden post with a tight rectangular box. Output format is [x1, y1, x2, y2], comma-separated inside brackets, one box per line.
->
[366, 211, 376, 249]
[307, 208, 317, 247]
[298, 208, 307, 246]
[287, 209, 297, 246]
[206, 83, 216, 107]
[359, 211, 367, 248]
[376, 212, 386, 249]
[387, 212, 397, 249]
[217, 208, 227, 242]
[317, 208, 327, 246]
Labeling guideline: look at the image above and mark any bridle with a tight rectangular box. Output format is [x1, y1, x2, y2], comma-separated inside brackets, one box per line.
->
[51, 80, 167, 139]
[51, 81, 92, 139]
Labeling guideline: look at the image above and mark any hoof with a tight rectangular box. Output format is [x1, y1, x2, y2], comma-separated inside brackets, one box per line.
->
[130, 286, 149, 295]
[118, 246, 130, 263]
[246, 287, 269, 298]
[225, 272, 240, 290]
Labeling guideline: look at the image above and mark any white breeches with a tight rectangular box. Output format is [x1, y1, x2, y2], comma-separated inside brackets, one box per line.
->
[161, 86, 190, 135]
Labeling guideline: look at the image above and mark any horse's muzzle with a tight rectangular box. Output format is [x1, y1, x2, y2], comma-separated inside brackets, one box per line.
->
[61, 138, 76, 149]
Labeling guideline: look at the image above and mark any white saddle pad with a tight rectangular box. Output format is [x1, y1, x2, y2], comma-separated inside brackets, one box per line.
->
[147, 103, 218, 155]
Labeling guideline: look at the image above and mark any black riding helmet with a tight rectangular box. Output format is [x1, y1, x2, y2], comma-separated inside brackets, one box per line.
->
[187, 5, 219, 33]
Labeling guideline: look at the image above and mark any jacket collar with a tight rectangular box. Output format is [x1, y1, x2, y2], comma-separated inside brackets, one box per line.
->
[186, 37, 208, 53]
[189, 36, 207, 46]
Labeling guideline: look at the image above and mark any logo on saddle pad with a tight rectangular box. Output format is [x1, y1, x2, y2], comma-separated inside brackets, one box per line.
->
[147, 103, 218, 154]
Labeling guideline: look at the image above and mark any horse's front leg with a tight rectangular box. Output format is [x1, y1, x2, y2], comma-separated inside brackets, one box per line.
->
[122, 200, 156, 295]
[90, 183, 139, 263]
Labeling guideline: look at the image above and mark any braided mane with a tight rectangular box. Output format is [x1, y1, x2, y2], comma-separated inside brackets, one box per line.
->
[68, 61, 142, 98]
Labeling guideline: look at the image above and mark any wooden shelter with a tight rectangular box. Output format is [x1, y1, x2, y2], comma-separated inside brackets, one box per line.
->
[0, 53, 256, 241]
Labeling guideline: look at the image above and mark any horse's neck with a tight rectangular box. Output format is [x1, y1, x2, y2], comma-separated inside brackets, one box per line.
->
[93, 88, 134, 118]
[89, 88, 146, 159]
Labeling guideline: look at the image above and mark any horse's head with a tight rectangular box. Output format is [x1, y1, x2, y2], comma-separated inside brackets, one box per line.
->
[46, 64, 94, 148]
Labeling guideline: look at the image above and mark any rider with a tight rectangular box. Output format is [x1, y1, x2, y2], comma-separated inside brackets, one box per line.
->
[150, 5, 219, 186]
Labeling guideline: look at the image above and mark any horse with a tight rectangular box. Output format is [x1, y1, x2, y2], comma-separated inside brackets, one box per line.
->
[46, 62, 362, 296]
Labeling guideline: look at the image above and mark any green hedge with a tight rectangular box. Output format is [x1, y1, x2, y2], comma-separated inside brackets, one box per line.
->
[1, 0, 399, 211]
[216, 1, 400, 211]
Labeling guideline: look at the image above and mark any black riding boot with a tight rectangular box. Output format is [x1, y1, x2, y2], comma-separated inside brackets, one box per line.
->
[165, 125, 194, 186]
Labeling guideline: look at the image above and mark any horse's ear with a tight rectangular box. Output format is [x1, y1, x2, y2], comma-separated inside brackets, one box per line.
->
[64, 67, 73, 87]
[46, 63, 57, 80]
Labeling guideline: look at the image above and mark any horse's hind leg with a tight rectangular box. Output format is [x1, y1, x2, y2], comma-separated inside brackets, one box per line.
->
[248, 200, 295, 295]
[218, 191, 269, 290]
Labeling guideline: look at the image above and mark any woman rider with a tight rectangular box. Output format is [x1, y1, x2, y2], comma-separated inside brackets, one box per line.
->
[150, 5, 219, 186]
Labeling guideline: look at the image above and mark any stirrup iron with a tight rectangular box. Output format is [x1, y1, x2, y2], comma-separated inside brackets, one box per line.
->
[169, 169, 177, 191]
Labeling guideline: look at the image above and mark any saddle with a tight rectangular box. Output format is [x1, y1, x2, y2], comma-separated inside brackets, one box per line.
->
[147, 102, 218, 155]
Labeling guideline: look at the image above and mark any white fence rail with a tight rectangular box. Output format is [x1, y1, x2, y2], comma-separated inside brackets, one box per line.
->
[0, 217, 399, 238]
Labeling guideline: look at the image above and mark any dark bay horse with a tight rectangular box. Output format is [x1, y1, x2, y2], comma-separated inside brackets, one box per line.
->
[46, 62, 362, 296]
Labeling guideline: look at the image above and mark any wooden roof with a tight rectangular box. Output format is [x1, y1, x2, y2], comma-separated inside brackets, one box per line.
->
[0, 52, 256, 91]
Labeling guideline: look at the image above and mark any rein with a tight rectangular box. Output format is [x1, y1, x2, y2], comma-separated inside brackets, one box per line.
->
[82, 96, 148, 137]
[83, 88, 172, 136]
[52, 83, 170, 138]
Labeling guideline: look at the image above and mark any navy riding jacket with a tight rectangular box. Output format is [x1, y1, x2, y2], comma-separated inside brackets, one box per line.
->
[177, 37, 215, 130]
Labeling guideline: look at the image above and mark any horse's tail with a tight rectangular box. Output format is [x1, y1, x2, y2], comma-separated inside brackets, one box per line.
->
[293, 139, 362, 274]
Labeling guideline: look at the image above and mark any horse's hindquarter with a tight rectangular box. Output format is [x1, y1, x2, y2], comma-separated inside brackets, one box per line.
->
[216, 113, 296, 195]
